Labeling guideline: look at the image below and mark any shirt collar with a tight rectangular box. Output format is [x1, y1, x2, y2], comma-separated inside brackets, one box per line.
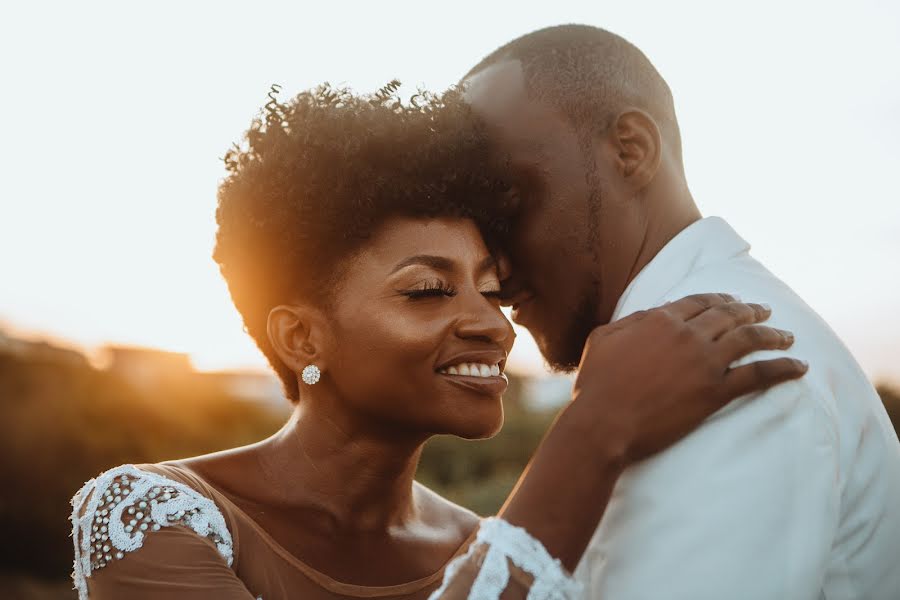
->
[611, 217, 751, 321]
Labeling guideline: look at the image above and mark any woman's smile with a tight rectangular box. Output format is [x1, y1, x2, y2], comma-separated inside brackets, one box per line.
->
[437, 370, 509, 397]
[435, 349, 508, 396]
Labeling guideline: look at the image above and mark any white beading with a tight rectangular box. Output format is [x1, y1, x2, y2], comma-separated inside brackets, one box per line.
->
[429, 517, 583, 600]
[70, 464, 233, 600]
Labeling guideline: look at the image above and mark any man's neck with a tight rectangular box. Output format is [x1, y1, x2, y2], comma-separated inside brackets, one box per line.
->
[597, 186, 701, 325]
[628, 207, 702, 287]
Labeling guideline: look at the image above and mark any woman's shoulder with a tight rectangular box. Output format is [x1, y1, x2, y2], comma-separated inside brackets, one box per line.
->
[70, 462, 235, 598]
[412, 481, 481, 546]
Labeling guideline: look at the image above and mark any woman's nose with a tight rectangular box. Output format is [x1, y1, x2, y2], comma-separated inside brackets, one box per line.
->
[455, 293, 516, 347]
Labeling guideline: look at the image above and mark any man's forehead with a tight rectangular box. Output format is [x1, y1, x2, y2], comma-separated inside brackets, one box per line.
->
[463, 59, 527, 112]
[464, 61, 570, 162]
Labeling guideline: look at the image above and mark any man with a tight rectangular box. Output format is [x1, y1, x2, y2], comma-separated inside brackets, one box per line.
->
[462, 24, 900, 599]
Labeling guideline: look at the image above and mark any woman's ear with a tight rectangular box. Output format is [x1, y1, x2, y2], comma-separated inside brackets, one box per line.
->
[266, 304, 332, 376]
[609, 109, 662, 191]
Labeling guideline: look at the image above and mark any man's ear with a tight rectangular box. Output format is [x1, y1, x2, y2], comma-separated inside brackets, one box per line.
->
[266, 304, 332, 376]
[608, 109, 662, 191]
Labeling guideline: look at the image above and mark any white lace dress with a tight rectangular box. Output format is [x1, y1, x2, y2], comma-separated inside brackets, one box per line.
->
[70, 464, 583, 600]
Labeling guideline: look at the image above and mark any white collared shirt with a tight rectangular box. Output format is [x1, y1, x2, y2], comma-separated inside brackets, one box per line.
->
[573, 217, 900, 599]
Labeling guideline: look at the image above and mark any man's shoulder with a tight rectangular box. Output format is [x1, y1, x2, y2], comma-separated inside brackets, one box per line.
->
[662, 257, 885, 431]
[663, 253, 803, 314]
[664, 255, 853, 369]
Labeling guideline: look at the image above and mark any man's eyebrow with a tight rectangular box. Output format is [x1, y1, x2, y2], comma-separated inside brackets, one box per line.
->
[476, 255, 497, 275]
[390, 255, 455, 274]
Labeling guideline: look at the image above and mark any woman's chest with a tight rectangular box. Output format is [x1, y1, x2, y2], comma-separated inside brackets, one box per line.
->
[227, 514, 456, 600]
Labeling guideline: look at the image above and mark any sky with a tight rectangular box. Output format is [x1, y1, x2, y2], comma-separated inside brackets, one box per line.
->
[1, 1, 898, 383]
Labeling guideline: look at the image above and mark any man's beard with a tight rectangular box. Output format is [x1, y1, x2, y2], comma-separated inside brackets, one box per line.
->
[538, 157, 608, 372]
[538, 291, 599, 373]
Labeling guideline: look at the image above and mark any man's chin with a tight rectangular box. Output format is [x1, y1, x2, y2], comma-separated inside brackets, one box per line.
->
[534, 333, 585, 374]
[524, 293, 599, 372]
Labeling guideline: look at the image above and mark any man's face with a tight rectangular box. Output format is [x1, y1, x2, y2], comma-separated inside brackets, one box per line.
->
[464, 60, 615, 371]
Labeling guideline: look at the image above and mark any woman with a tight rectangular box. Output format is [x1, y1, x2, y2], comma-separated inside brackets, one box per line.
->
[70, 84, 805, 599]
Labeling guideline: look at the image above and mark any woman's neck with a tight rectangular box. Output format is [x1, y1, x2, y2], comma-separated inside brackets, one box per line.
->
[256, 401, 428, 535]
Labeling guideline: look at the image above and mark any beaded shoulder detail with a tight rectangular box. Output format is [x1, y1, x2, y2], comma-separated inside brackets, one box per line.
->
[70, 464, 233, 600]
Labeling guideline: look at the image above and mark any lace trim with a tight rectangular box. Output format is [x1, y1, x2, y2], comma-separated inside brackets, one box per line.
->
[70, 464, 233, 600]
[429, 517, 583, 600]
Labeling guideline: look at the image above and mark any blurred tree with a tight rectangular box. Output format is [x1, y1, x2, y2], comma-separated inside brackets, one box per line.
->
[2, 337, 898, 597]
[0, 351, 285, 581]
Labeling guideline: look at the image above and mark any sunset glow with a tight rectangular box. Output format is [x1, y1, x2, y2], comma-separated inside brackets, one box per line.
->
[1, 1, 898, 383]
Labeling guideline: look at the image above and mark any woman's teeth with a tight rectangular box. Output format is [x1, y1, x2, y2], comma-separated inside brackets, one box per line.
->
[439, 363, 502, 377]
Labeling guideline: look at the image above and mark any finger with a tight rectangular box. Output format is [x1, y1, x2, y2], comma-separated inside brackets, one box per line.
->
[720, 357, 809, 400]
[663, 293, 738, 321]
[719, 325, 795, 362]
[689, 302, 773, 339]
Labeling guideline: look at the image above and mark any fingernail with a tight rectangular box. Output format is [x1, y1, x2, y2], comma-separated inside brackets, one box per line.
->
[797, 359, 809, 370]
[731, 294, 742, 302]
[783, 330, 795, 343]
[761, 303, 772, 312]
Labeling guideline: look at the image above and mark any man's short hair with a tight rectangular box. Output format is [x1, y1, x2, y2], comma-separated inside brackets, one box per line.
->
[465, 24, 682, 162]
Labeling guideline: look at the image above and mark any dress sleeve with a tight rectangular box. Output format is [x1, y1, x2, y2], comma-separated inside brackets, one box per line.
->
[71, 466, 581, 600]
[70, 464, 257, 600]
[428, 518, 584, 600]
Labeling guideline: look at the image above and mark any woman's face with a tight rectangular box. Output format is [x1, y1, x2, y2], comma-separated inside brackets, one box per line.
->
[324, 216, 515, 440]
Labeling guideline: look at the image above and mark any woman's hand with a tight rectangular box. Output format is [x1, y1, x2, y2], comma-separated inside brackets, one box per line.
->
[571, 292, 806, 465]
[498, 293, 807, 572]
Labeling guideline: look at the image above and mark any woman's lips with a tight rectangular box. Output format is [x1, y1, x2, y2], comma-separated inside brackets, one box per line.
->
[438, 372, 509, 396]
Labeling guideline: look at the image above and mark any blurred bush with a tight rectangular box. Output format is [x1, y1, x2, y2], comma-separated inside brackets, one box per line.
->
[0, 341, 557, 594]
[1, 337, 898, 598]
[0, 350, 285, 585]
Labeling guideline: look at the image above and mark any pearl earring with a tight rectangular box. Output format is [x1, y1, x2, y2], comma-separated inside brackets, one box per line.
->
[301, 364, 321, 385]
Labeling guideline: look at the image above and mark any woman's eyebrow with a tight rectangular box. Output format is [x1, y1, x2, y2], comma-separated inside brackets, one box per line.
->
[389, 255, 455, 274]
[389, 254, 496, 276]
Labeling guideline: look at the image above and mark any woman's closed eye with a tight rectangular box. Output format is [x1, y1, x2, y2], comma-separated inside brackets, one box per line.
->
[480, 287, 502, 303]
[399, 279, 457, 299]
[398, 279, 502, 301]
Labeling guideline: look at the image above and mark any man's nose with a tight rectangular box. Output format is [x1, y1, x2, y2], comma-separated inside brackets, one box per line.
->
[492, 251, 530, 307]
[499, 276, 530, 307]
